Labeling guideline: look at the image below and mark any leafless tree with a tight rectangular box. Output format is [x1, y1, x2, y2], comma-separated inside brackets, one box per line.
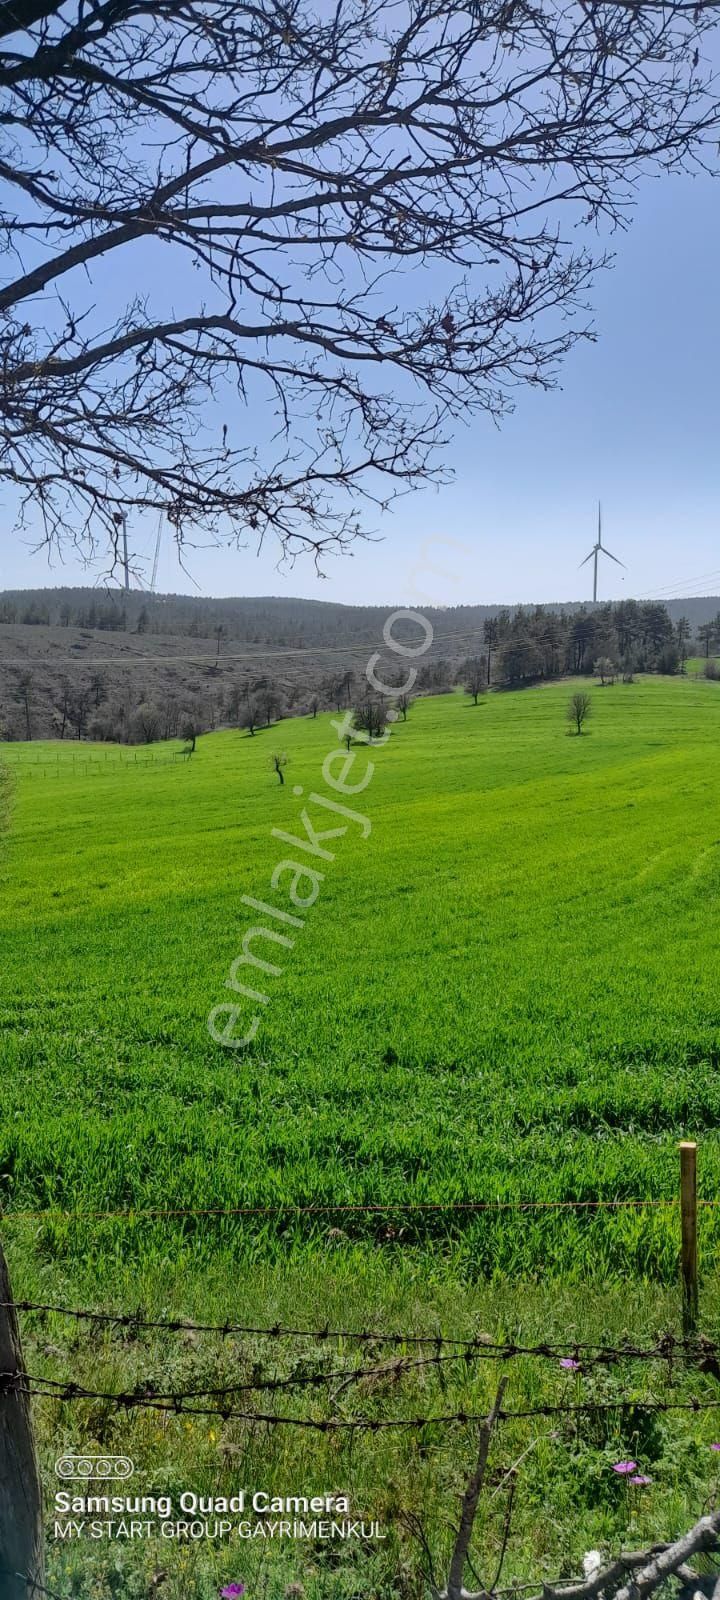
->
[432, 1385, 720, 1600]
[461, 657, 487, 706]
[89, 671, 107, 709]
[270, 751, 288, 785]
[52, 674, 71, 739]
[180, 716, 198, 754]
[239, 697, 261, 736]
[132, 701, 161, 743]
[339, 670, 355, 708]
[309, 694, 320, 719]
[395, 692, 413, 721]
[162, 696, 180, 740]
[225, 684, 244, 724]
[568, 690, 591, 735]
[68, 685, 91, 739]
[14, 670, 33, 740]
[2, 2, 718, 572]
[593, 656, 617, 686]
[353, 696, 389, 742]
[258, 686, 280, 727]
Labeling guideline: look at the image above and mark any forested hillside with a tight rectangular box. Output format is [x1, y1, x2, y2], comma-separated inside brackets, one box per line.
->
[0, 589, 717, 741]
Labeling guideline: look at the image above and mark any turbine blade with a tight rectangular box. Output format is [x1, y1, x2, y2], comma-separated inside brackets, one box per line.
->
[579, 550, 595, 568]
[601, 547, 626, 569]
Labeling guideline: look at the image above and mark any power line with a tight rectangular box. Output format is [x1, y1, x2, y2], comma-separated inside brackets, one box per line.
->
[0, 622, 492, 670]
[634, 568, 720, 601]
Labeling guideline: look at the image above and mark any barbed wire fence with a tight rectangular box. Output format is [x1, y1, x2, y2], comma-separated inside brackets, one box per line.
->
[0, 1143, 713, 1597]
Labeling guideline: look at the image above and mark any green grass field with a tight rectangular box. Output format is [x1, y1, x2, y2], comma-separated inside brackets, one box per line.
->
[3, 675, 720, 1596]
[3, 675, 720, 1270]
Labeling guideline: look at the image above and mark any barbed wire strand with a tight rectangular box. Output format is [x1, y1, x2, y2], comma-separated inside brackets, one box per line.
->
[4, 1372, 720, 1428]
[4, 1303, 710, 1360]
[0, 1335, 702, 1403]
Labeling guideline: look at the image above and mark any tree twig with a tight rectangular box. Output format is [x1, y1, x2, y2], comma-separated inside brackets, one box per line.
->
[446, 1379, 508, 1600]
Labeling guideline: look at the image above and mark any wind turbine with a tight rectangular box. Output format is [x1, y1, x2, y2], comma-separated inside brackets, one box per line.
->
[580, 502, 626, 602]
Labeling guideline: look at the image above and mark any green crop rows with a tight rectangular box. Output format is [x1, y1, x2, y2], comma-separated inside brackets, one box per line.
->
[2, 676, 720, 1276]
[4, 675, 720, 1596]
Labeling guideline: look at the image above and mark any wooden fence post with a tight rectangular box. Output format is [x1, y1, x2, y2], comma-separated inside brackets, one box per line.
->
[0, 1236, 44, 1598]
[679, 1141, 699, 1337]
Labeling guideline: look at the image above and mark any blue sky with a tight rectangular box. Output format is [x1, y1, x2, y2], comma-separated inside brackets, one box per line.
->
[3, 166, 718, 608]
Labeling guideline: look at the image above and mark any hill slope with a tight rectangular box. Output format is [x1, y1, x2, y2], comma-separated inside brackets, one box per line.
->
[1, 586, 715, 738]
[2, 675, 720, 1276]
[5, 675, 720, 1596]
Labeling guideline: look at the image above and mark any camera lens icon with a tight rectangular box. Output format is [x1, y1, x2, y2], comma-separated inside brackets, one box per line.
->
[55, 1454, 134, 1480]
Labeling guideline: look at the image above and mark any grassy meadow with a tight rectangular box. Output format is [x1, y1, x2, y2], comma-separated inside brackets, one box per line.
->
[3, 674, 720, 1595]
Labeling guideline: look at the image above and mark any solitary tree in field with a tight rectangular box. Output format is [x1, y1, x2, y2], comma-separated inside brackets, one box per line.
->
[462, 658, 487, 706]
[269, 752, 288, 786]
[257, 687, 281, 727]
[395, 693, 413, 722]
[181, 717, 198, 755]
[353, 698, 389, 744]
[308, 695, 320, 720]
[567, 692, 592, 736]
[1, 1, 719, 574]
[675, 616, 692, 674]
[239, 698, 261, 737]
[593, 656, 617, 686]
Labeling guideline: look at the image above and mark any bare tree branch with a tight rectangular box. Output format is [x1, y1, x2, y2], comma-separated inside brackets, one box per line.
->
[446, 1512, 720, 1600]
[446, 1378, 507, 1600]
[612, 1512, 720, 1600]
[1, 0, 719, 569]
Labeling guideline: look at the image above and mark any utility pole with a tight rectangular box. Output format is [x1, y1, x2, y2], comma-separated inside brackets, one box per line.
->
[679, 1140, 699, 1336]
[0, 1235, 45, 1599]
[121, 512, 130, 591]
[113, 510, 131, 590]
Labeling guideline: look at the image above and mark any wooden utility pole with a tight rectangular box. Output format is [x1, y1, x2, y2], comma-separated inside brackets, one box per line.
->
[0, 1237, 44, 1599]
[679, 1141, 699, 1336]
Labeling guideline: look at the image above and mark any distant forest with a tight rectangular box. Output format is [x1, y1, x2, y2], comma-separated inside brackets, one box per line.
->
[1, 585, 719, 638]
[0, 589, 718, 744]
